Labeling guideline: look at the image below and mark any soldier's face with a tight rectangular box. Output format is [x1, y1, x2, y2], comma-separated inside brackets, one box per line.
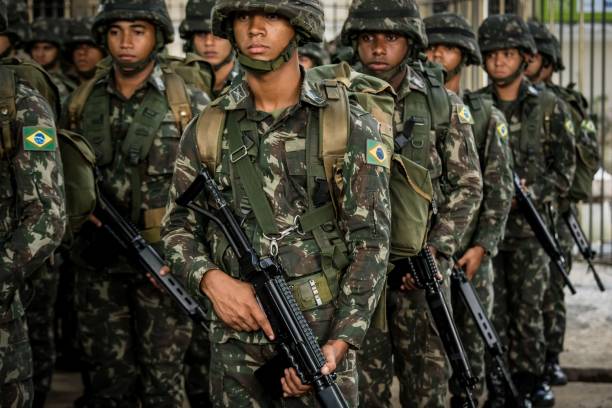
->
[426, 44, 463, 73]
[357, 32, 410, 74]
[0, 35, 11, 55]
[193, 32, 233, 67]
[540, 63, 554, 82]
[31, 42, 59, 67]
[107, 20, 157, 64]
[232, 11, 295, 62]
[299, 54, 315, 69]
[73, 43, 105, 74]
[525, 52, 543, 77]
[484, 48, 523, 80]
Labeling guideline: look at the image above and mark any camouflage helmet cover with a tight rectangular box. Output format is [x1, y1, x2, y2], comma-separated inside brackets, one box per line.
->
[92, 0, 174, 45]
[4, 0, 31, 46]
[423, 12, 481, 65]
[26, 18, 65, 49]
[299, 41, 329, 65]
[65, 17, 98, 48]
[551, 35, 564, 71]
[341, 0, 427, 50]
[527, 19, 556, 61]
[180, 0, 215, 39]
[478, 14, 537, 56]
[211, 0, 325, 45]
[0, 0, 7, 33]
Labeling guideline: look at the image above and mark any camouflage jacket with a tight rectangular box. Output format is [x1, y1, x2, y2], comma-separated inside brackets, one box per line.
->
[458, 91, 513, 256]
[0, 79, 66, 320]
[393, 66, 483, 258]
[162, 73, 391, 348]
[477, 80, 576, 244]
[48, 66, 77, 105]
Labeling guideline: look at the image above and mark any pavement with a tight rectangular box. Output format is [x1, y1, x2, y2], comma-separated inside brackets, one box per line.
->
[47, 262, 612, 407]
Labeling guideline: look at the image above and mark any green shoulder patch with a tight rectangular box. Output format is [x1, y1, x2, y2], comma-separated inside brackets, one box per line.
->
[581, 119, 596, 133]
[23, 127, 57, 151]
[366, 139, 390, 169]
[564, 119, 575, 135]
[457, 105, 475, 125]
[496, 123, 509, 142]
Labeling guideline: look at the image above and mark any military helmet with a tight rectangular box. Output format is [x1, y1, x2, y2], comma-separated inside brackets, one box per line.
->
[65, 18, 98, 48]
[25, 18, 65, 51]
[552, 35, 565, 71]
[4, 7, 31, 47]
[299, 42, 329, 66]
[341, 0, 427, 50]
[423, 13, 481, 65]
[0, 0, 7, 33]
[527, 19, 556, 62]
[478, 14, 537, 56]
[211, 0, 325, 45]
[180, 0, 215, 39]
[92, 0, 174, 45]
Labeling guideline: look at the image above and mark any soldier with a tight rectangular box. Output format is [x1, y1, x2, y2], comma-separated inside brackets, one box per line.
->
[64, 18, 106, 84]
[533, 23, 601, 395]
[525, 20, 557, 87]
[476, 14, 576, 406]
[341, 1, 483, 406]
[179, 0, 239, 97]
[423, 13, 514, 407]
[62, 0, 209, 405]
[25, 18, 77, 102]
[0, 0, 30, 59]
[298, 42, 329, 69]
[0, 1, 66, 407]
[162, 0, 391, 406]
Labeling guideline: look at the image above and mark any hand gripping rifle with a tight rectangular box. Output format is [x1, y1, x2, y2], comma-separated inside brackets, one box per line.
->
[399, 248, 479, 408]
[450, 259, 519, 404]
[176, 168, 349, 408]
[513, 174, 577, 294]
[563, 209, 605, 291]
[95, 193, 208, 330]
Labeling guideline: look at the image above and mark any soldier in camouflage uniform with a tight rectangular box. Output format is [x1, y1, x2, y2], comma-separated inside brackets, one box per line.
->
[0, 2, 67, 407]
[475, 14, 576, 406]
[423, 13, 514, 406]
[298, 42, 329, 69]
[0, 0, 30, 59]
[162, 0, 391, 406]
[341, 1, 483, 406]
[180, 0, 239, 97]
[64, 18, 106, 84]
[61, 0, 209, 406]
[25, 19, 77, 102]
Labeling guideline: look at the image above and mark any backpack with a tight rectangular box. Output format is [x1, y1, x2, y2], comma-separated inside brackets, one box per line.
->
[195, 62, 434, 260]
[162, 52, 215, 98]
[463, 91, 495, 166]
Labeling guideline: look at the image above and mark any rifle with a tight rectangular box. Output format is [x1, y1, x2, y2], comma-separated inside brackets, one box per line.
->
[176, 168, 349, 408]
[392, 248, 479, 408]
[450, 259, 519, 404]
[513, 174, 577, 294]
[95, 193, 208, 330]
[563, 209, 605, 291]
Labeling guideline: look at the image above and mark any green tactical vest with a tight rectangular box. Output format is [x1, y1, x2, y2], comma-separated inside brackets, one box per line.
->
[463, 91, 494, 168]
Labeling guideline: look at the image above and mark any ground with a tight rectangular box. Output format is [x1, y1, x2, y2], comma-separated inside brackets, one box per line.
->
[47, 262, 612, 407]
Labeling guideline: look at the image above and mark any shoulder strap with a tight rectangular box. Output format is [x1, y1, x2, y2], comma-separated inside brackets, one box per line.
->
[319, 79, 350, 185]
[464, 92, 493, 157]
[161, 67, 193, 133]
[196, 106, 226, 172]
[539, 89, 557, 138]
[0, 67, 17, 158]
[420, 63, 451, 129]
[68, 67, 110, 130]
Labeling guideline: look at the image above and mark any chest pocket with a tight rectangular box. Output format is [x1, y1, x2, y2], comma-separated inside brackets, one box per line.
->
[146, 110, 182, 176]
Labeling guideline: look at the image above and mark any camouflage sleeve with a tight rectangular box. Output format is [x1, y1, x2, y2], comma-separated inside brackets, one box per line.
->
[185, 84, 211, 116]
[161, 115, 217, 300]
[328, 106, 391, 349]
[0, 82, 66, 281]
[472, 106, 513, 255]
[428, 91, 483, 257]
[539, 97, 576, 203]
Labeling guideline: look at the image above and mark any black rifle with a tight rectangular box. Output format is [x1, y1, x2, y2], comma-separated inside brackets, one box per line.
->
[96, 193, 208, 330]
[450, 259, 519, 404]
[396, 248, 479, 408]
[513, 174, 577, 294]
[176, 168, 349, 408]
[563, 209, 605, 291]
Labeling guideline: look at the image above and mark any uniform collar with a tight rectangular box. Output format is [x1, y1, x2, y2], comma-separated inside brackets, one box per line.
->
[396, 65, 427, 101]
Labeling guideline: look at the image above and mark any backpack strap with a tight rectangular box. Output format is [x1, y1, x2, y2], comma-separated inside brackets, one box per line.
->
[464, 92, 493, 165]
[196, 106, 226, 173]
[161, 65, 193, 133]
[68, 66, 110, 131]
[319, 79, 350, 187]
[0, 67, 17, 158]
[539, 88, 557, 140]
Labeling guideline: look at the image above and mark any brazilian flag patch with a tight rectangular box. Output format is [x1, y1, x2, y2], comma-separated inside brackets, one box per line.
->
[496, 123, 509, 142]
[23, 127, 57, 151]
[581, 119, 596, 133]
[457, 105, 475, 125]
[564, 119, 575, 135]
[366, 139, 390, 169]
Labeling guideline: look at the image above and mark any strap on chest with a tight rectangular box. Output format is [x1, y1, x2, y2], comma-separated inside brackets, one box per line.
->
[0, 67, 17, 158]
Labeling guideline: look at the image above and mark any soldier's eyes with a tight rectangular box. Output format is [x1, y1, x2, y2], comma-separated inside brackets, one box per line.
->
[359, 34, 374, 42]
[265, 13, 280, 21]
[386, 34, 399, 41]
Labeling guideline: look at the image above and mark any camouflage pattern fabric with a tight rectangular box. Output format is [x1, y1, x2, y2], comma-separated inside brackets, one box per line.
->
[179, 0, 215, 39]
[3, 0, 30, 49]
[477, 14, 537, 56]
[0, 75, 66, 408]
[162, 72, 392, 406]
[423, 13, 482, 65]
[65, 62, 209, 407]
[299, 42, 329, 67]
[184, 326, 211, 407]
[527, 19, 556, 62]
[25, 19, 65, 50]
[340, 0, 427, 50]
[357, 63, 483, 407]
[48, 69, 77, 105]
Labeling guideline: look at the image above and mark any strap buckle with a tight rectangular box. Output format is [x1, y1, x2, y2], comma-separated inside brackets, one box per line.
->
[263, 216, 305, 257]
[230, 145, 248, 163]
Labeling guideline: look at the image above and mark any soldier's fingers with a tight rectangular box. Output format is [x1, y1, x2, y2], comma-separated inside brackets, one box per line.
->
[456, 255, 468, 267]
[88, 213, 102, 227]
[251, 304, 275, 340]
[286, 368, 311, 393]
[159, 266, 170, 276]
[321, 346, 337, 375]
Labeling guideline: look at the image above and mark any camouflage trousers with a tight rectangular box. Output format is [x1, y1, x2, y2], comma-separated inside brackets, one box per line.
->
[0, 299, 34, 408]
[358, 261, 451, 408]
[74, 264, 193, 407]
[25, 260, 59, 400]
[490, 241, 549, 376]
[209, 339, 358, 407]
[543, 221, 573, 358]
[450, 256, 494, 400]
[185, 325, 212, 407]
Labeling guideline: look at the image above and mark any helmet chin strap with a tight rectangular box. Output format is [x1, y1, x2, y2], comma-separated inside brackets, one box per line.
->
[237, 39, 297, 73]
[113, 52, 157, 77]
